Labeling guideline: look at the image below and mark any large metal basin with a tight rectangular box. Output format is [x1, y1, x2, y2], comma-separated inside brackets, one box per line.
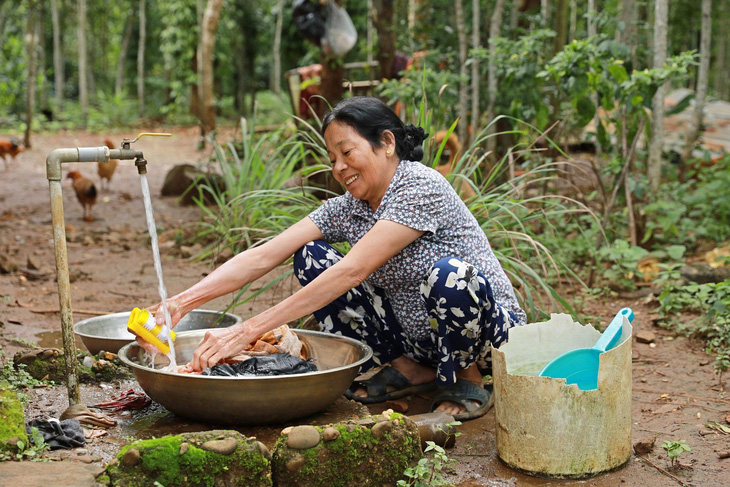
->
[118, 329, 372, 425]
[74, 310, 241, 355]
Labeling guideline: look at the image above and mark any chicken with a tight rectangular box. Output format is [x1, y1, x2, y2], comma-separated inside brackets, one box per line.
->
[67, 171, 98, 222]
[0, 137, 26, 170]
[97, 138, 118, 190]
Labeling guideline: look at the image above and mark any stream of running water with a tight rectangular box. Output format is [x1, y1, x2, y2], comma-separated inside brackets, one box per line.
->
[139, 173, 177, 370]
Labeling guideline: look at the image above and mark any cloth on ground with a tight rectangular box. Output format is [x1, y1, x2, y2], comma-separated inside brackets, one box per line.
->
[26, 418, 86, 450]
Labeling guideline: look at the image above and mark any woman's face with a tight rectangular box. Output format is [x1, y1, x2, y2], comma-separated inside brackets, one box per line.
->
[324, 121, 396, 210]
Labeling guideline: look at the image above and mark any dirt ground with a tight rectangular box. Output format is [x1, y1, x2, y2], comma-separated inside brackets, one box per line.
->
[1, 129, 729, 486]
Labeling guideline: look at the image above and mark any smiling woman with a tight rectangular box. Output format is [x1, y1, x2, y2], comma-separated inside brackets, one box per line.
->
[146, 97, 525, 422]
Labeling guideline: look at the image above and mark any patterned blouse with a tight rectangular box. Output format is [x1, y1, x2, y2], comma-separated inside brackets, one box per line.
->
[308, 160, 526, 340]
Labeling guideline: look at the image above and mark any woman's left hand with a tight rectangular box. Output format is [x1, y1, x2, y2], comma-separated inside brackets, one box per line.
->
[189, 322, 253, 371]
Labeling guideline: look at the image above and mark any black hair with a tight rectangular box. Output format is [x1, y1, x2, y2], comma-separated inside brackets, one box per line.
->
[321, 97, 428, 162]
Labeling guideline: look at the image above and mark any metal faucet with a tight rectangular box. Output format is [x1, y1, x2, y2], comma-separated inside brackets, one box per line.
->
[45, 133, 170, 405]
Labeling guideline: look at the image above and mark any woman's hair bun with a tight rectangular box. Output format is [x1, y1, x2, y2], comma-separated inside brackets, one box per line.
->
[404, 125, 428, 161]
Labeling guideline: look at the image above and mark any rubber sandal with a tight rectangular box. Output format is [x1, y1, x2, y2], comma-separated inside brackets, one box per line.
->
[430, 380, 494, 421]
[345, 366, 438, 404]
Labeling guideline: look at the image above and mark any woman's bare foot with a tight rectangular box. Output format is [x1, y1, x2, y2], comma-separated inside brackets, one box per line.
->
[353, 358, 482, 416]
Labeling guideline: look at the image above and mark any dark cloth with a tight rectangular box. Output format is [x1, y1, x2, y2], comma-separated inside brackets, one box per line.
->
[26, 418, 86, 450]
[203, 353, 317, 377]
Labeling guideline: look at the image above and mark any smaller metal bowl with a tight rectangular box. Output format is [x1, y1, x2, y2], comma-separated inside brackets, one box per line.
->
[118, 329, 372, 425]
[74, 310, 242, 355]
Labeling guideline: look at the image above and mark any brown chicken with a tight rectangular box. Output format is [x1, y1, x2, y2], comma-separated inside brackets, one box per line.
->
[97, 138, 119, 190]
[0, 137, 26, 170]
[67, 171, 98, 222]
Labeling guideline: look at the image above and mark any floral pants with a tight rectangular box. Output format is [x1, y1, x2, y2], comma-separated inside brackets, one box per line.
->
[293, 240, 522, 387]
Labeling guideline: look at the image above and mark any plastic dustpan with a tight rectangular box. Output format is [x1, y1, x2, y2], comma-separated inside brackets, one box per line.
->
[538, 308, 634, 390]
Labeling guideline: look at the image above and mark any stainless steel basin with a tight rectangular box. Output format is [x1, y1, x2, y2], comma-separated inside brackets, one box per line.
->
[118, 329, 372, 425]
[74, 310, 241, 355]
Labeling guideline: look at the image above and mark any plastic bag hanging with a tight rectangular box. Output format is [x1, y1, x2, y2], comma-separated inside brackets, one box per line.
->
[321, 1, 357, 58]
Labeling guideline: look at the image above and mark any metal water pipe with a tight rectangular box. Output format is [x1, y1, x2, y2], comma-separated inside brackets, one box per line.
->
[45, 133, 170, 406]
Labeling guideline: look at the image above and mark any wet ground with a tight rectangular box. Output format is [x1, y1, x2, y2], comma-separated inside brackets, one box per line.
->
[1, 129, 729, 486]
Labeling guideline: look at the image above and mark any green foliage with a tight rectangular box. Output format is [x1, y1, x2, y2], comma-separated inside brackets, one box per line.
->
[398, 420, 461, 487]
[645, 155, 730, 247]
[376, 52, 463, 129]
[662, 440, 691, 467]
[597, 240, 649, 290]
[472, 29, 555, 131]
[656, 279, 730, 377]
[397, 442, 455, 487]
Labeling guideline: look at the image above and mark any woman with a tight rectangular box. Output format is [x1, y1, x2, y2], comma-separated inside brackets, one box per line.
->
[148, 97, 526, 421]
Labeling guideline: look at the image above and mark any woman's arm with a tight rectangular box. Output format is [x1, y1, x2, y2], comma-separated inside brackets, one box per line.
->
[159, 217, 324, 327]
[189, 219, 424, 369]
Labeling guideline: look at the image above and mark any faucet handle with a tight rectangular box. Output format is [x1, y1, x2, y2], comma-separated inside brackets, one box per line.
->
[122, 132, 172, 149]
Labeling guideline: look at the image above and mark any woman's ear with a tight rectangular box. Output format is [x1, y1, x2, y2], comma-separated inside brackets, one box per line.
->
[381, 130, 396, 152]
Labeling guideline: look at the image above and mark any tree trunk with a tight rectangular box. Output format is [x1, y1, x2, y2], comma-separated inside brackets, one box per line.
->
[51, 0, 64, 110]
[199, 0, 224, 135]
[621, 0, 638, 68]
[469, 0, 480, 147]
[24, 0, 38, 148]
[373, 0, 396, 81]
[714, 0, 727, 99]
[648, 0, 668, 193]
[115, 15, 133, 97]
[542, 0, 550, 25]
[681, 0, 712, 163]
[270, 0, 284, 95]
[455, 0, 468, 144]
[78, 0, 88, 127]
[137, 0, 146, 118]
[486, 0, 506, 155]
[37, 6, 47, 112]
[568, 0, 577, 43]
[587, 0, 596, 36]
[553, 0, 568, 54]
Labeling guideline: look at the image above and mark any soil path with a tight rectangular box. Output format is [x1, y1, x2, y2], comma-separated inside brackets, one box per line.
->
[1, 130, 728, 486]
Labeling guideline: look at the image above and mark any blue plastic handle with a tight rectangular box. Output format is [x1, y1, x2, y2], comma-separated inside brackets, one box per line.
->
[593, 308, 634, 352]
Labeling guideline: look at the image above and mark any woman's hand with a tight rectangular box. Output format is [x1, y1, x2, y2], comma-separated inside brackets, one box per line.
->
[135, 297, 185, 355]
[189, 322, 253, 371]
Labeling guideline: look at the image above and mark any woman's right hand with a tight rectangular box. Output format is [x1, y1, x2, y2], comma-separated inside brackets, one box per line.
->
[135, 297, 185, 354]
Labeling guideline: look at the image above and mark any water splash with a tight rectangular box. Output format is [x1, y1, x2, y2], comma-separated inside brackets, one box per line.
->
[139, 173, 177, 370]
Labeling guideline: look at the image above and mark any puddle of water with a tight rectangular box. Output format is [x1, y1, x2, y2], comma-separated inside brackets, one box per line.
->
[35, 330, 85, 350]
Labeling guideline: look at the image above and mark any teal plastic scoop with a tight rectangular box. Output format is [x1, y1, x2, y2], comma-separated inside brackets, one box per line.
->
[538, 308, 634, 390]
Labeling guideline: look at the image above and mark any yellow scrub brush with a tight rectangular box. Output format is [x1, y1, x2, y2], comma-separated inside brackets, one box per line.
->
[126, 307, 176, 354]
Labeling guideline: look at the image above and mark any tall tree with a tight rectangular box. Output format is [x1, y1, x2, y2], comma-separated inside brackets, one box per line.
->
[137, 0, 146, 117]
[648, 0, 668, 192]
[373, 0, 396, 81]
[24, 0, 38, 147]
[469, 0, 480, 146]
[486, 0, 506, 155]
[199, 0, 224, 135]
[553, 0, 568, 54]
[681, 0, 712, 163]
[51, 0, 64, 110]
[455, 0, 468, 144]
[270, 0, 284, 95]
[622, 0, 639, 67]
[78, 0, 88, 127]
[115, 14, 133, 97]
[714, 0, 727, 99]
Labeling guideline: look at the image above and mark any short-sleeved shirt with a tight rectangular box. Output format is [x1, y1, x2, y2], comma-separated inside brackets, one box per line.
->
[308, 160, 526, 340]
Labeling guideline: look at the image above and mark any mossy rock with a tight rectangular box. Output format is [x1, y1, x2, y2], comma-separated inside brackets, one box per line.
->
[106, 430, 271, 487]
[0, 382, 28, 454]
[272, 412, 421, 487]
[12, 348, 131, 384]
